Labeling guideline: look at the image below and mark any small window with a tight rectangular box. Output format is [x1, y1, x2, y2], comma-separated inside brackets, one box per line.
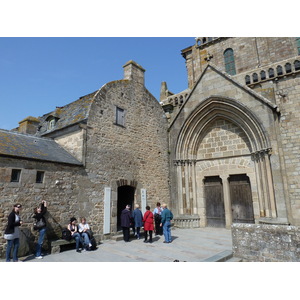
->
[36, 171, 45, 183]
[295, 60, 300, 71]
[252, 73, 258, 83]
[245, 75, 251, 85]
[11, 169, 21, 182]
[277, 65, 283, 76]
[48, 118, 56, 130]
[260, 70, 266, 80]
[268, 68, 275, 78]
[224, 48, 236, 75]
[116, 106, 125, 127]
[285, 63, 292, 73]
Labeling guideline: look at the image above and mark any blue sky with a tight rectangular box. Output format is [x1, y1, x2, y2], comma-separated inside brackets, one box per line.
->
[0, 37, 194, 130]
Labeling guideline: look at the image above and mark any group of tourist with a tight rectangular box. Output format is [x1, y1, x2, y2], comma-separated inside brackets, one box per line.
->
[120, 202, 173, 244]
[3, 200, 173, 262]
[3, 201, 95, 261]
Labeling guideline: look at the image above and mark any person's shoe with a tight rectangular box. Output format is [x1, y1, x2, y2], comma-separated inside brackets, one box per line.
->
[76, 249, 81, 253]
[163, 241, 169, 243]
[144, 240, 148, 243]
[89, 243, 92, 247]
[149, 240, 153, 243]
[35, 256, 43, 259]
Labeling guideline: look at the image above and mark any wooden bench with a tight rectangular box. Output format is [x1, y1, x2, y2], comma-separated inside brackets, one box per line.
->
[51, 239, 76, 254]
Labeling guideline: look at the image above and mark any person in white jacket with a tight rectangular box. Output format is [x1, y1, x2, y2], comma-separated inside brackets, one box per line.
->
[78, 217, 92, 251]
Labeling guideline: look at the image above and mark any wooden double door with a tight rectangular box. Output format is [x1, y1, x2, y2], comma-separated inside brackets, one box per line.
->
[204, 174, 254, 227]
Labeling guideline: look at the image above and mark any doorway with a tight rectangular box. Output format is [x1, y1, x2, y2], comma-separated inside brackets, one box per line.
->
[229, 174, 255, 224]
[204, 176, 225, 227]
[117, 185, 135, 230]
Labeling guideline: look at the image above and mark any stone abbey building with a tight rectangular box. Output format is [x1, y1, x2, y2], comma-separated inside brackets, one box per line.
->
[1, 37, 300, 260]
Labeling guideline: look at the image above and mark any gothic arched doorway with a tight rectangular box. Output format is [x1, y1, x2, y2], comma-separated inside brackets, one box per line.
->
[117, 185, 135, 230]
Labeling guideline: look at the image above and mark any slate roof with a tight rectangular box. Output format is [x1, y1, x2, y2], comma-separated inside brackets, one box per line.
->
[37, 91, 97, 136]
[0, 129, 82, 165]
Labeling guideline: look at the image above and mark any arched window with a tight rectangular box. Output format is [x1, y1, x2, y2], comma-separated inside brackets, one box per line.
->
[224, 48, 236, 75]
[295, 60, 300, 71]
[245, 75, 251, 85]
[276, 65, 283, 76]
[285, 63, 292, 73]
[252, 73, 258, 83]
[260, 70, 266, 80]
[268, 68, 275, 78]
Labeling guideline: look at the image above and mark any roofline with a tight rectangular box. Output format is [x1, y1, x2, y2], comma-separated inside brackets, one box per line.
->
[0, 153, 83, 166]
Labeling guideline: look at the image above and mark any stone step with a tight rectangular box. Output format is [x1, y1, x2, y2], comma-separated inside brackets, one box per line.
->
[225, 256, 243, 262]
[201, 250, 233, 262]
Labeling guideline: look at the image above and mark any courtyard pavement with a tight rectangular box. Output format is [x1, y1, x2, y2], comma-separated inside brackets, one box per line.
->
[14, 227, 232, 262]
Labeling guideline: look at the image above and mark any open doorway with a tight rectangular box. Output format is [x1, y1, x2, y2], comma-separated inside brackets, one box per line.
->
[117, 185, 135, 230]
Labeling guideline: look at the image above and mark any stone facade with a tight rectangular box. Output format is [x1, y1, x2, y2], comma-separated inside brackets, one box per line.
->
[161, 37, 300, 230]
[0, 61, 170, 258]
[1, 37, 300, 260]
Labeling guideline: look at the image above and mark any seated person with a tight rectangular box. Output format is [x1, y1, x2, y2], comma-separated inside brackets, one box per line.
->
[67, 217, 82, 253]
[78, 217, 92, 251]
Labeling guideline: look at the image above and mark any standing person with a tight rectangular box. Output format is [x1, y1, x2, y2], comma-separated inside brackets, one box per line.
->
[132, 204, 143, 239]
[78, 217, 92, 251]
[153, 202, 163, 236]
[4, 203, 23, 262]
[160, 203, 173, 243]
[121, 204, 132, 242]
[33, 200, 47, 259]
[67, 217, 82, 253]
[143, 206, 154, 243]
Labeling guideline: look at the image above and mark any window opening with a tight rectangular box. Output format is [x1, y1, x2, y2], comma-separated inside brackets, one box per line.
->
[277, 65, 283, 76]
[36, 171, 45, 183]
[245, 75, 251, 85]
[11, 169, 21, 182]
[268, 68, 275, 78]
[116, 106, 125, 127]
[224, 48, 236, 75]
[260, 70, 266, 80]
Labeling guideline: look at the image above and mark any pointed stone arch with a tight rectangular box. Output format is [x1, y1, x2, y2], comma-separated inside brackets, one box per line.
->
[174, 97, 277, 227]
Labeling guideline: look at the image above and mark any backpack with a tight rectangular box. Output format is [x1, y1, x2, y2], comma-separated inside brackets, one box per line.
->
[62, 228, 72, 241]
[90, 236, 97, 250]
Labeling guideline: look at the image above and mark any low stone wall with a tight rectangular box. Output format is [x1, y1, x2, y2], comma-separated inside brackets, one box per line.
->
[231, 223, 300, 262]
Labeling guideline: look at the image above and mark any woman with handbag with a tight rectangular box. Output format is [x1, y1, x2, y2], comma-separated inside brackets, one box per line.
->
[33, 200, 47, 259]
[142, 206, 154, 243]
[4, 203, 23, 262]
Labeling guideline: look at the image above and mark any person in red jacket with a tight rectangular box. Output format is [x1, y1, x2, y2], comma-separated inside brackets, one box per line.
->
[143, 206, 154, 243]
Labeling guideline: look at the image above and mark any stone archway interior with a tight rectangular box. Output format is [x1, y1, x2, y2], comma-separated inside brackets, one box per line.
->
[117, 185, 135, 230]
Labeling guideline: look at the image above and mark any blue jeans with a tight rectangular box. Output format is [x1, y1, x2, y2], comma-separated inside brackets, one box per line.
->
[36, 227, 47, 257]
[163, 221, 172, 243]
[81, 232, 91, 249]
[6, 238, 20, 262]
[72, 232, 81, 250]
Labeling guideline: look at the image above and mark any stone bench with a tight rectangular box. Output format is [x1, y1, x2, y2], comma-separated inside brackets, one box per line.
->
[51, 239, 76, 254]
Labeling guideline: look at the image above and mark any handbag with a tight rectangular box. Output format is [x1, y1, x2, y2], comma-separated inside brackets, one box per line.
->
[33, 218, 45, 230]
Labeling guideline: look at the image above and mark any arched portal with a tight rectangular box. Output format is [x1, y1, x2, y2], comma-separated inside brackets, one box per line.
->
[174, 97, 277, 227]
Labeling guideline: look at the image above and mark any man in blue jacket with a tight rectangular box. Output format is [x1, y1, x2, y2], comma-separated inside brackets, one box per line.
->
[160, 203, 173, 243]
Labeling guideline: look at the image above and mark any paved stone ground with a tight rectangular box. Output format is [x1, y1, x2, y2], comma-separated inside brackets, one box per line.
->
[8, 227, 232, 262]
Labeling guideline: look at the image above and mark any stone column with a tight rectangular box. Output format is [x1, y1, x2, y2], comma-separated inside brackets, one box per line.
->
[175, 160, 184, 215]
[221, 174, 232, 229]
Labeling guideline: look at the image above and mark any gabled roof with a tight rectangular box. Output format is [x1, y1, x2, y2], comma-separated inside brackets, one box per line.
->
[0, 129, 82, 165]
[37, 91, 96, 136]
[169, 63, 280, 128]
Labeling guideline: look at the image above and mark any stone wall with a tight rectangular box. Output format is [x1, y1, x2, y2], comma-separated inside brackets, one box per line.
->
[86, 77, 170, 233]
[54, 128, 85, 163]
[0, 157, 86, 257]
[184, 37, 299, 89]
[232, 223, 300, 262]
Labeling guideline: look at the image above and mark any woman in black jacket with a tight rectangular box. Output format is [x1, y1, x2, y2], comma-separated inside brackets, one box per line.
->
[33, 200, 47, 259]
[4, 203, 23, 262]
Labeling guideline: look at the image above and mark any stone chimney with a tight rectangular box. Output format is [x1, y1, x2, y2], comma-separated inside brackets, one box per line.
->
[123, 60, 145, 85]
[18, 116, 40, 134]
